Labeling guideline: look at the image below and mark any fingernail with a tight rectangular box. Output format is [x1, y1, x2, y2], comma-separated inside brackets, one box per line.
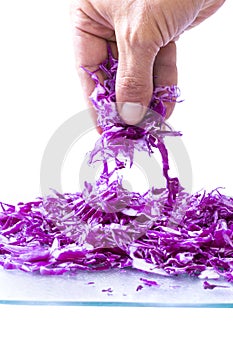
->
[120, 102, 145, 125]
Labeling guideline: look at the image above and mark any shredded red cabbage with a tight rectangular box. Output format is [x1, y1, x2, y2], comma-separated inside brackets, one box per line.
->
[203, 281, 229, 290]
[136, 285, 143, 291]
[139, 277, 160, 287]
[102, 287, 113, 293]
[1, 46, 233, 289]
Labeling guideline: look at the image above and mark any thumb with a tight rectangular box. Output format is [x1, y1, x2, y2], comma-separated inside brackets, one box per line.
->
[116, 40, 157, 125]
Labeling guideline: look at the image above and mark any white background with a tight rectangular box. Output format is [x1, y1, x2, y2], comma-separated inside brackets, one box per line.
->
[0, 1, 233, 349]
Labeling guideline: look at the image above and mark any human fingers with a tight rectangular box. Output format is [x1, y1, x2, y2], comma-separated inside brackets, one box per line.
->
[153, 41, 178, 119]
[114, 21, 158, 125]
[188, 0, 225, 29]
[71, 7, 108, 132]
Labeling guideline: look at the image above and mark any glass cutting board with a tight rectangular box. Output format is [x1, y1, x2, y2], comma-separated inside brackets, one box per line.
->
[1, 267, 233, 307]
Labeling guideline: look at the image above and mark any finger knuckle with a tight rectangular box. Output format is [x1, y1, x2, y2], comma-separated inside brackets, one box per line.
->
[118, 76, 146, 90]
[117, 75, 150, 101]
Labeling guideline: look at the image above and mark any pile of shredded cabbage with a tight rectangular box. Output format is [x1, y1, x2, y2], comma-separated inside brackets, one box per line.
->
[1, 47, 233, 286]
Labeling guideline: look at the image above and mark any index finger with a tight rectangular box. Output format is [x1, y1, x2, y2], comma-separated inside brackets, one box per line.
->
[71, 9, 108, 129]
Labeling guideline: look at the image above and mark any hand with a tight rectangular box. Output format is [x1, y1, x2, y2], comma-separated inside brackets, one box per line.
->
[71, 0, 225, 127]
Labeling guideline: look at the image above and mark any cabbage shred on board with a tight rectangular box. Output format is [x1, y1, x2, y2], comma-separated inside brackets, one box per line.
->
[1, 46, 233, 285]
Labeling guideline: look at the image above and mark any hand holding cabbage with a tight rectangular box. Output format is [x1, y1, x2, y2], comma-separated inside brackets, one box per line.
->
[71, 0, 225, 127]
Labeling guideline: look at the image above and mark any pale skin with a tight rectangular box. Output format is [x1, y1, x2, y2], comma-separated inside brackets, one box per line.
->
[71, 0, 225, 130]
